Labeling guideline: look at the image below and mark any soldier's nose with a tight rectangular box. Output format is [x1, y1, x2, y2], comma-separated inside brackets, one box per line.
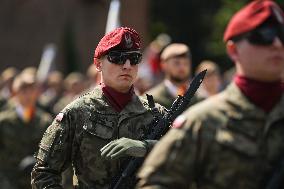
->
[123, 60, 131, 69]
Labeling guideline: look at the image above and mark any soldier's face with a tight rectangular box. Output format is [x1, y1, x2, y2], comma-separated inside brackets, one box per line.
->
[163, 57, 191, 83]
[98, 57, 138, 93]
[203, 72, 222, 95]
[227, 24, 284, 82]
[232, 37, 284, 81]
[17, 85, 38, 107]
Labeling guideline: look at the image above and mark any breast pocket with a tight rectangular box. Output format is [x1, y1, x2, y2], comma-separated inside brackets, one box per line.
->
[216, 128, 258, 157]
[83, 121, 114, 140]
[208, 128, 266, 187]
[83, 123, 114, 139]
[82, 112, 118, 140]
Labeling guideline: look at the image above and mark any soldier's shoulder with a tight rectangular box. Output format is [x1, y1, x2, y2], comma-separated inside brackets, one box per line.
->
[138, 95, 152, 110]
[37, 108, 53, 123]
[138, 95, 168, 116]
[0, 108, 17, 122]
[176, 91, 231, 132]
[186, 92, 228, 118]
[0, 97, 7, 109]
[63, 89, 99, 111]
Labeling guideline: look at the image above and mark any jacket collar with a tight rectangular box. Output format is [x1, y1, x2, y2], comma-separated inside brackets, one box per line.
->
[88, 86, 149, 116]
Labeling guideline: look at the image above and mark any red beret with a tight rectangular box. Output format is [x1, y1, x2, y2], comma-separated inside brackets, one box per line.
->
[224, 0, 284, 42]
[94, 27, 141, 64]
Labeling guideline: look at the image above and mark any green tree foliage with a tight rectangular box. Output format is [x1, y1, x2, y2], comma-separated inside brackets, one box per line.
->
[207, 0, 247, 70]
[150, 0, 222, 71]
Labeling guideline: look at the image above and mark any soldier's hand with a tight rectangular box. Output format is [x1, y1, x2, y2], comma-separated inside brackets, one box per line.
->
[100, 137, 147, 160]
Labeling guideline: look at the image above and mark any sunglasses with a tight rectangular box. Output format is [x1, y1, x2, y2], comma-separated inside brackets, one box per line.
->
[106, 51, 142, 65]
[233, 25, 284, 46]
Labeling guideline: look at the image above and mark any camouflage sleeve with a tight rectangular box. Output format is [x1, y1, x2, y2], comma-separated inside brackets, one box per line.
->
[137, 118, 203, 189]
[31, 110, 74, 189]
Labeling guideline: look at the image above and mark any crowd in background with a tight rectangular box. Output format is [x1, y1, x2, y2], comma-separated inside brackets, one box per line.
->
[0, 32, 283, 188]
[0, 42, 230, 118]
[0, 38, 230, 188]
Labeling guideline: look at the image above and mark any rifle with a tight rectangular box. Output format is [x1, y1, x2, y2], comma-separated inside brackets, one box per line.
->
[109, 70, 207, 189]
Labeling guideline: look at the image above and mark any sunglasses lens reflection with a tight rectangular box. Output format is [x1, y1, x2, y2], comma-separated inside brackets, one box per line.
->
[107, 52, 142, 65]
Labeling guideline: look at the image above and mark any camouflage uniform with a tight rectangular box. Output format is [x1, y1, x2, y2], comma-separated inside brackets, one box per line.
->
[0, 100, 52, 189]
[146, 82, 202, 109]
[31, 86, 166, 189]
[0, 96, 7, 110]
[137, 83, 284, 189]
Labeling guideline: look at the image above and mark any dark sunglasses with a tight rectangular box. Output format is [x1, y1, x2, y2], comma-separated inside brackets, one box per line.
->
[107, 51, 142, 65]
[233, 25, 284, 46]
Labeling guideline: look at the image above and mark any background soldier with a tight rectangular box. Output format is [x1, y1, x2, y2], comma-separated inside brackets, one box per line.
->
[137, 1, 284, 188]
[194, 60, 222, 98]
[31, 27, 166, 189]
[53, 72, 87, 114]
[146, 43, 202, 109]
[0, 67, 19, 110]
[0, 71, 52, 189]
[38, 70, 64, 116]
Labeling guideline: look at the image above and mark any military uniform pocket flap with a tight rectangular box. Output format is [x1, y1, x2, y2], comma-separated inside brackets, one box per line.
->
[216, 129, 258, 157]
[83, 121, 114, 140]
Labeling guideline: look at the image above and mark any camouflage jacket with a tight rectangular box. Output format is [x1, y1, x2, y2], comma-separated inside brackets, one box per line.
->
[31, 86, 166, 189]
[137, 83, 284, 189]
[146, 81, 202, 110]
[0, 100, 52, 189]
[0, 96, 8, 111]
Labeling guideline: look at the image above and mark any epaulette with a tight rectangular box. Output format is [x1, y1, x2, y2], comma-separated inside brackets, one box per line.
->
[78, 90, 94, 99]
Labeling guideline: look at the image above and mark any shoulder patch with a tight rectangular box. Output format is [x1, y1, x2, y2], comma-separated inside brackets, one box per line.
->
[55, 113, 64, 122]
[172, 115, 186, 129]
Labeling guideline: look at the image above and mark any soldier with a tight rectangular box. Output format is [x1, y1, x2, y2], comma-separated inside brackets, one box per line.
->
[86, 64, 100, 90]
[0, 67, 19, 108]
[194, 60, 222, 98]
[137, 1, 284, 189]
[31, 27, 166, 189]
[0, 71, 52, 189]
[146, 43, 202, 109]
[38, 70, 64, 116]
[53, 72, 87, 114]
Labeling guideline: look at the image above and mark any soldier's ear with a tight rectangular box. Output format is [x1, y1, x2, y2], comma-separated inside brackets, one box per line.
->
[226, 40, 239, 63]
[95, 60, 102, 72]
[160, 60, 167, 72]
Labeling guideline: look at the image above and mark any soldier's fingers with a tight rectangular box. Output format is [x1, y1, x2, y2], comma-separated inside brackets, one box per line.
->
[101, 143, 121, 158]
[105, 145, 124, 159]
[100, 139, 118, 152]
[101, 143, 117, 157]
[110, 148, 127, 160]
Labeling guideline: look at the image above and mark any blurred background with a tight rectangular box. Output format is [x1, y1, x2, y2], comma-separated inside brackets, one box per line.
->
[0, 1, 284, 188]
[0, 0, 282, 74]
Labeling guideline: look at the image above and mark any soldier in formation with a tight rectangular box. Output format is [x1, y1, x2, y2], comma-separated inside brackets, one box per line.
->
[31, 27, 167, 188]
[0, 71, 52, 189]
[137, 1, 284, 188]
[146, 43, 202, 109]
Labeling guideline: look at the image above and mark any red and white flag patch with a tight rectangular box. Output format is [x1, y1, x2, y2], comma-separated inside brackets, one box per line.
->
[172, 115, 186, 129]
[55, 113, 64, 122]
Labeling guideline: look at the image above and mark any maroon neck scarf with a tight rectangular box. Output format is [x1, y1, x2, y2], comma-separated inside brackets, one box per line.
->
[101, 83, 135, 112]
[234, 75, 283, 113]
